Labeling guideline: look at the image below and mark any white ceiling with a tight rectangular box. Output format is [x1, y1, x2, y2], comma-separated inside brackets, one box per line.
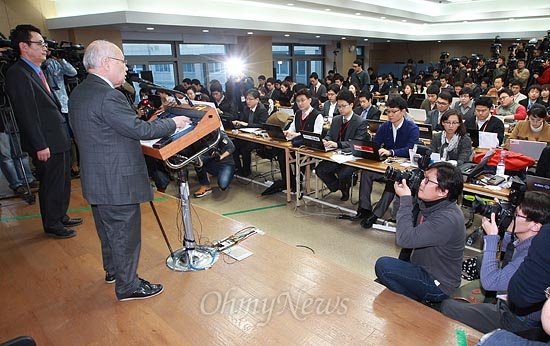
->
[46, 0, 550, 43]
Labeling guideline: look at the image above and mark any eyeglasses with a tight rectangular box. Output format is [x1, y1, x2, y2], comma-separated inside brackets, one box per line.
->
[27, 40, 48, 48]
[422, 177, 439, 187]
[514, 211, 529, 220]
[436, 101, 449, 106]
[386, 108, 402, 114]
[107, 56, 128, 64]
[337, 103, 351, 109]
[443, 121, 461, 126]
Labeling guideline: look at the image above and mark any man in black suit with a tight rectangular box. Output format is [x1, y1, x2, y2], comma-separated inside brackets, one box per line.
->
[309, 72, 327, 103]
[69, 40, 190, 301]
[519, 84, 543, 112]
[6, 24, 80, 239]
[210, 85, 236, 117]
[315, 89, 369, 201]
[464, 96, 505, 145]
[372, 74, 390, 97]
[231, 89, 269, 177]
[354, 90, 381, 120]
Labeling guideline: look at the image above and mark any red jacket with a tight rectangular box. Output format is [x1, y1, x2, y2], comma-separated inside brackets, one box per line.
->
[536, 65, 550, 85]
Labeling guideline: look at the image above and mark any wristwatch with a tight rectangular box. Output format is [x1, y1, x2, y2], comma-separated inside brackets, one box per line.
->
[545, 286, 550, 299]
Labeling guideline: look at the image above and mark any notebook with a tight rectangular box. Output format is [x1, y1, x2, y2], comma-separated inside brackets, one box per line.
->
[350, 140, 384, 161]
[367, 119, 385, 134]
[467, 128, 479, 148]
[417, 123, 433, 140]
[263, 123, 288, 141]
[409, 108, 427, 122]
[300, 131, 336, 152]
[508, 139, 547, 161]
[526, 175, 550, 194]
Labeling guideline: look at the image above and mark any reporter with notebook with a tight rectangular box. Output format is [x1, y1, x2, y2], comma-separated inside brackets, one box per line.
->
[504, 104, 550, 149]
[464, 96, 505, 146]
[315, 89, 368, 201]
[430, 110, 473, 165]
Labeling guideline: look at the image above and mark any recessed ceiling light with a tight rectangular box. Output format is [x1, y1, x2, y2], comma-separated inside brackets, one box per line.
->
[247, 32, 253, 35]
[437, 40, 442, 43]
[315, 35, 320, 38]
[509, 18, 515, 21]
[202, 29, 209, 33]
[355, 12, 361, 16]
[463, 20, 468, 23]
[146, 27, 155, 31]
[516, 38, 521, 41]
[325, 8, 331, 11]
[284, 34, 290, 37]
[287, 3, 294, 6]
[401, 19, 407, 22]
[363, 38, 369, 41]
[380, 16, 386, 19]
[341, 37, 347, 40]
[386, 40, 391, 42]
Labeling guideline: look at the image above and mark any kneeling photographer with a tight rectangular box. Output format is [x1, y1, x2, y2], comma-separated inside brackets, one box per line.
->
[440, 191, 550, 336]
[374, 162, 465, 306]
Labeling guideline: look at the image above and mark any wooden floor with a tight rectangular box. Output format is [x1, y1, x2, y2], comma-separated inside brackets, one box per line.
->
[0, 180, 483, 345]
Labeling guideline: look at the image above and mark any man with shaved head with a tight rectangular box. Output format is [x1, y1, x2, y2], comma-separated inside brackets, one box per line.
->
[69, 40, 190, 301]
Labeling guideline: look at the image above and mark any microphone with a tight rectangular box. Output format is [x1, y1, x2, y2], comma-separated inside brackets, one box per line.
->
[133, 77, 194, 107]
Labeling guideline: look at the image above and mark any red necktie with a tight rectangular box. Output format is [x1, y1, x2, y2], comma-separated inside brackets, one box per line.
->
[39, 70, 51, 94]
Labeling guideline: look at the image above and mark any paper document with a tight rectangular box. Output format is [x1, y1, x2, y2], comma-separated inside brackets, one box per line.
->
[331, 153, 357, 164]
[140, 123, 193, 148]
[479, 132, 499, 149]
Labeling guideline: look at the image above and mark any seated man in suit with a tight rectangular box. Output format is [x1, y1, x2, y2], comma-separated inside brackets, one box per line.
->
[464, 96, 505, 145]
[519, 84, 543, 112]
[210, 84, 236, 117]
[309, 72, 327, 104]
[453, 87, 475, 123]
[356, 96, 420, 228]
[420, 84, 440, 114]
[354, 90, 381, 120]
[315, 89, 369, 201]
[372, 74, 390, 97]
[321, 84, 340, 124]
[231, 89, 269, 177]
[425, 91, 453, 131]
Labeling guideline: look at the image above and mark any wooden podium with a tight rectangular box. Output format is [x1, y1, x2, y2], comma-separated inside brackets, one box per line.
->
[141, 104, 221, 160]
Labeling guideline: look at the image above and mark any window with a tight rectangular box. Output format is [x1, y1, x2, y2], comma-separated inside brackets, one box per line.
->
[272, 45, 290, 55]
[123, 43, 173, 56]
[179, 44, 225, 55]
[293, 45, 322, 56]
[273, 44, 325, 83]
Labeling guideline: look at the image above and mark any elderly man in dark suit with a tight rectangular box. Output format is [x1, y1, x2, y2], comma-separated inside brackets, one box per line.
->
[6, 24, 80, 239]
[231, 89, 269, 177]
[315, 89, 369, 201]
[69, 40, 190, 301]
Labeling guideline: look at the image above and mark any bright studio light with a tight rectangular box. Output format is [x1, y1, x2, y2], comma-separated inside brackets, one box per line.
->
[225, 58, 245, 76]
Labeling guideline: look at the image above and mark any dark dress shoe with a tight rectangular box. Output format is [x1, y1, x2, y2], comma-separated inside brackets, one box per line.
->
[119, 279, 164, 301]
[340, 189, 350, 201]
[62, 218, 83, 227]
[105, 272, 116, 284]
[350, 208, 372, 221]
[361, 214, 378, 229]
[44, 227, 77, 239]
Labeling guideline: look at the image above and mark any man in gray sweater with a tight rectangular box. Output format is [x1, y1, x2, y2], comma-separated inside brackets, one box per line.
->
[375, 162, 465, 304]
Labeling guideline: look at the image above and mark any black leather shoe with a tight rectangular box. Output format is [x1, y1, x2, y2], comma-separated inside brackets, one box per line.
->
[351, 208, 372, 221]
[340, 189, 350, 201]
[44, 227, 77, 239]
[63, 218, 83, 227]
[361, 214, 378, 229]
[105, 272, 116, 284]
[119, 279, 163, 301]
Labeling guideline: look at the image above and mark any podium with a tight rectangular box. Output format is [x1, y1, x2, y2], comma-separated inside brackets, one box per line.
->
[142, 104, 222, 271]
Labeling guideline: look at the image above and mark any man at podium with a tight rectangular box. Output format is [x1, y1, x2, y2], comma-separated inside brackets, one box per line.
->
[69, 40, 190, 302]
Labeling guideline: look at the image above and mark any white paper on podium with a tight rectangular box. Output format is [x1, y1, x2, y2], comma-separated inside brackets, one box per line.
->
[479, 132, 499, 149]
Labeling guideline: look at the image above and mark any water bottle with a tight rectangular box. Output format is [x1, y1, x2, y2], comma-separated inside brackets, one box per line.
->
[496, 151, 506, 176]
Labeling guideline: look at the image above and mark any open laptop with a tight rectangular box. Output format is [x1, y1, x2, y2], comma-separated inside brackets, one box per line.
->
[367, 119, 385, 134]
[350, 140, 384, 161]
[416, 123, 433, 140]
[263, 123, 288, 141]
[300, 130, 336, 152]
[508, 139, 547, 161]
[467, 128, 479, 148]
[220, 115, 235, 130]
[409, 108, 427, 122]
[526, 175, 550, 194]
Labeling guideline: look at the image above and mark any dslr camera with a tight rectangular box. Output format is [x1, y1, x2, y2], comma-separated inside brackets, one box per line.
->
[384, 145, 432, 195]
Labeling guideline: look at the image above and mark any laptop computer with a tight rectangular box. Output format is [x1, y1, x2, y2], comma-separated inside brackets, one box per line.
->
[220, 115, 235, 130]
[263, 123, 288, 141]
[300, 130, 336, 152]
[526, 175, 550, 194]
[367, 119, 385, 134]
[409, 108, 427, 122]
[350, 140, 384, 161]
[508, 139, 547, 161]
[417, 123, 433, 140]
[467, 128, 479, 148]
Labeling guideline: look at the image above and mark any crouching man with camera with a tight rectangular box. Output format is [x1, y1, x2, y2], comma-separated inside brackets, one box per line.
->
[374, 162, 465, 305]
[440, 191, 550, 335]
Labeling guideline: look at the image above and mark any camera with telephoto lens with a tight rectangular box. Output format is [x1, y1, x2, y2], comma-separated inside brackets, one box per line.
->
[384, 145, 432, 195]
[470, 176, 527, 237]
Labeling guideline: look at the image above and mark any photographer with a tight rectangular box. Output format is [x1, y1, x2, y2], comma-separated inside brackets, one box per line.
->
[193, 131, 235, 198]
[374, 162, 465, 305]
[441, 191, 550, 335]
[374, 162, 466, 303]
[533, 56, 550, 85]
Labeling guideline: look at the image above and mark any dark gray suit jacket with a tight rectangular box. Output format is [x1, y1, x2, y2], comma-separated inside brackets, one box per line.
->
[324, 114, 369, 150]
[69, 74, 176, 205]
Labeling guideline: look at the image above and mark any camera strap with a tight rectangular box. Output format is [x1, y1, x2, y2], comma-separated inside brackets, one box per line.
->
[500, 223, 516, 268]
